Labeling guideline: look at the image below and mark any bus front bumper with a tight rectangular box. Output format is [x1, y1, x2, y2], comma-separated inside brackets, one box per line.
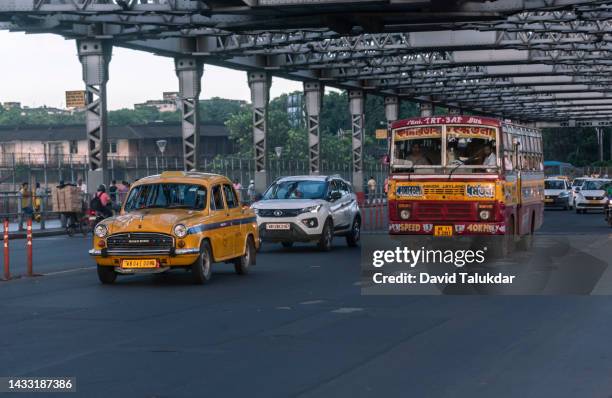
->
[388, 221, 506, 235]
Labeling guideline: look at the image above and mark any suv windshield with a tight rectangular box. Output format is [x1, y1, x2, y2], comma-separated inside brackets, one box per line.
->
[582, 180, 607, 191]
[572, 178, 585, 188]
[263, 180, 328, 200]
[545, 180, 566, 190]
[124, 183, 207, 211]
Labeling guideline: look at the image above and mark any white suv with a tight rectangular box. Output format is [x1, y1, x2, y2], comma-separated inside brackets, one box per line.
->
[251, 175, 361, 250]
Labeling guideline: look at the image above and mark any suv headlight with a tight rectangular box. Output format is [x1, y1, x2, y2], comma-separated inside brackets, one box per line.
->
[94, 224, 108, 238]
[174, 224, 188, 238]
[301, 205, 322, 214]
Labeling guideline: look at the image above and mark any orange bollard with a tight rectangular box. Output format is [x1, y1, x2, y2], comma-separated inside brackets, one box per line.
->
[2, 219, 10, 281]
[26, 219, 33, 277]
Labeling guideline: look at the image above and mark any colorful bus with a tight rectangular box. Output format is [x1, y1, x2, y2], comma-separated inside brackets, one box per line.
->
[387, 116, 544, 253]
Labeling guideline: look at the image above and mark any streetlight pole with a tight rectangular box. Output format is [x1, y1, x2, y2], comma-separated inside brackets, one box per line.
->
[156, 139, 167, 171]
[275, 146, 283, 179]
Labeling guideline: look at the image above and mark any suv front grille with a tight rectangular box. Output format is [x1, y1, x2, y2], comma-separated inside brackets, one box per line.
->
[107, 233, 174, 251]
[585, 196, 604, 200]
[258, 209, 301, 217]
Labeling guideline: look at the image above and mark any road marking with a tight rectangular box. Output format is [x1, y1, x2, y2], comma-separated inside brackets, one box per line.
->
[45, 266, 93, 276]
[300, 300, 325, 305]
[276, 306, 292, 310]
[331, 307, 363, 314]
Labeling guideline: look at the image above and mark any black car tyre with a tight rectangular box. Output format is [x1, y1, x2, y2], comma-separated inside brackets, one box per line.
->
[235, 236, 255, 275]
[318, 219, 333, 252]
[192, 241, 212, 284]
[346, 217, 361, 247]
[97, 265, 117, 284]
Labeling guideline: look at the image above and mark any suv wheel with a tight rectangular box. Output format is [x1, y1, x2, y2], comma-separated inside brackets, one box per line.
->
[235, 236, 255, 275]
[346, 217, 361, 247]
[281, 241, 294, 248]
[318, 219, 333, 251]
[192, 241, 212, 284]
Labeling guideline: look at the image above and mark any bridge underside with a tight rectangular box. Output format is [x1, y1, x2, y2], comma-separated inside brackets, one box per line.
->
[1, 0, 612, 189]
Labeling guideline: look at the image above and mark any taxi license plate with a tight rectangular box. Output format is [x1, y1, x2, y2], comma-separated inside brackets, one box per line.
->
[434, 226, 453, 237]
[544, 198, 553, 203]
[266, 223, 290, 230]
[121, 259, 158, 269]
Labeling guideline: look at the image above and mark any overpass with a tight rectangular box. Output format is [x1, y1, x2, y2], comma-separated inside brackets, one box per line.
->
[1, 0, 611, 192]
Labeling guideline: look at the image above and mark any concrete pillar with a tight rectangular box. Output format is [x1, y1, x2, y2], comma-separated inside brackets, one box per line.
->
[349, 90, 365, 195]
[248, 71, 271, 193]
[175, 58, 203, 171]
[77, 39, 112, 193]
[304, 82, 323, 175]
[419, 102, 434, 117]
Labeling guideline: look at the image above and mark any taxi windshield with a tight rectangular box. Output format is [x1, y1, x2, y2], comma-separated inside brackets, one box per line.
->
[124, 183, 207, 211]
[263, 180, 327, 200]
[545, 180, 566, 190]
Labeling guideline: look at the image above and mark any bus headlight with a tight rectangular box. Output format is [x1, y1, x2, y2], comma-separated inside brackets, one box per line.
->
[399, 209, 411, 220]
[479, 210, 491, 221]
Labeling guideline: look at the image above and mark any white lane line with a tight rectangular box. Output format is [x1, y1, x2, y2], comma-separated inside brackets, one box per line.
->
[44, 266, 94, 276]
[276, 306, 292, 310]
[331, 307, 363, 314]
[300, 300, 325, 305]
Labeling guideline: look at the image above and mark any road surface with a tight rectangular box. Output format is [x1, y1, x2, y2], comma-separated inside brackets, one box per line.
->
[1, 210, 611, 397]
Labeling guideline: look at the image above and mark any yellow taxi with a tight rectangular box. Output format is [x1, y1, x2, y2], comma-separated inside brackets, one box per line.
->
[89, 171, 259, 284]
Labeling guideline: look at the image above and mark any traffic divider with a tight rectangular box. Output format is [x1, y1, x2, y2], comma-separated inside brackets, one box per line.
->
[2, 219, 11, 281]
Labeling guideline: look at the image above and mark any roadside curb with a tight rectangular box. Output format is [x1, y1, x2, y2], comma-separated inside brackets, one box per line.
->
[8, 229, 68, 240]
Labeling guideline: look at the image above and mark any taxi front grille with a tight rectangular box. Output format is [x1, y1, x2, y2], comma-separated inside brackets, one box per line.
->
[414, 203, 475, 221]
[585, 196, 604, 201]
[423, 185, 465, 196]
[107, 233, 174, 252]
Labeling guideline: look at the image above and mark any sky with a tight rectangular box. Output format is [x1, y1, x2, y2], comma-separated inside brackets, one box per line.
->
[0, 31, 305, 110]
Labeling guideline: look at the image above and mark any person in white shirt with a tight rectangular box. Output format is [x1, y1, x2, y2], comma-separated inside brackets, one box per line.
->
[482, 144, 497, 167]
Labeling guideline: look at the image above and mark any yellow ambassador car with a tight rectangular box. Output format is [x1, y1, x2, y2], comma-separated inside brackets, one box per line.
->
[89, 172, 259, 285]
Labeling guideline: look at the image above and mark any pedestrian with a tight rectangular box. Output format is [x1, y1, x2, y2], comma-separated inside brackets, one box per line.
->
[77, 178, 87, 194]
[109, 180, 118, 203]
[19, 182, 33, 219]
[91, 185, 113, 219]
[247, 179, 256, 203]
[118, 180, 129, 202]
[34, 182, 45, 222]
[233, 178, 242, 201]
[367, 176, 377, 203]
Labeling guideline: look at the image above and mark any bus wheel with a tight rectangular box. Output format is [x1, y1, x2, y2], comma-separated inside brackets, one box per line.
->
[492, 219, 514, 258]
[517, 216, 535, 251]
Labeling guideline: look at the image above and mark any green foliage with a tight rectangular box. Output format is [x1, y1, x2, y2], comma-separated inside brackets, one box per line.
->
[542, 127, 605, 167]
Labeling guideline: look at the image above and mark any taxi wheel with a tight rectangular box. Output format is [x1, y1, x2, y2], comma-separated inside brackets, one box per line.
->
[318, 219, 333, 252]
[97, 265, 117, 284]
[192, 241, 212, 284]
[346, 217, 361, 247]
[235, 236, 255, 275]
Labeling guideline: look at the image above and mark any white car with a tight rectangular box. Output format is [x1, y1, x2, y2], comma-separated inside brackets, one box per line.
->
[574, 178, 610, 213]
[252, 175, 361, 250]
[570, 177, 587, 208]
[544, 178, 571, 210]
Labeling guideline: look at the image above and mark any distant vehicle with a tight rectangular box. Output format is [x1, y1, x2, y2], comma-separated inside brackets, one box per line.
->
[89, 171, 259, 284]
[570, 177, 587, 208]
[602, 182, 612, 226]
[544, 178, 571, 210]
[574, 178, 611, 214]
[251, 175, 361, 251]
[544, 160, 576, 179]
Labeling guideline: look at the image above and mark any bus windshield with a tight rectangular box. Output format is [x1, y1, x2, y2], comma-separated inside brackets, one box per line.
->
[391, 124, 498, 173]
[392, 126, 442, 167]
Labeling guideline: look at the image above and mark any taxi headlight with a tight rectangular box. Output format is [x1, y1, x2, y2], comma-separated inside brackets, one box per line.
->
[94, 224, 108, 238]
[399, 209, 411, 220]
[174, 224, 188, 238]
[479, 210, 491, 220]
